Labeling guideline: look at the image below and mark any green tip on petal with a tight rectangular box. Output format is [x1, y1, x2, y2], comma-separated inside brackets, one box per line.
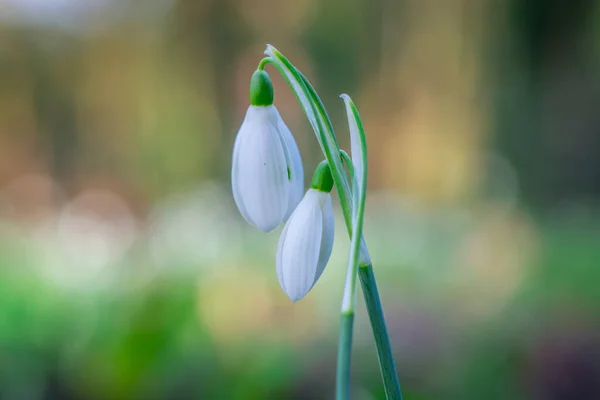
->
[310, 160, 334, 193]
[249, 70, 274, 106]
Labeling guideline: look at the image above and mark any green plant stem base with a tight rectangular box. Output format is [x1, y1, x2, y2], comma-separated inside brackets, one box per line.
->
[359, 264, 403, 400]
[262, 45, 403, 399]
[336, 311, 354, 400]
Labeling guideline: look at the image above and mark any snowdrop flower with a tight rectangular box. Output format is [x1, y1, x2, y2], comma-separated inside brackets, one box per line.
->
[277, 161, 335, 302]
[231, 69, 304, 232]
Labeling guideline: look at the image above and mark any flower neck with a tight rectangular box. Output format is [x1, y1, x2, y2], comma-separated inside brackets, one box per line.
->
[249, 70, 274, 106]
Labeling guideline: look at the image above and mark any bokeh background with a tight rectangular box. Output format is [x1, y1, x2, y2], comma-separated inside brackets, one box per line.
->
[1, 0, 600, 399]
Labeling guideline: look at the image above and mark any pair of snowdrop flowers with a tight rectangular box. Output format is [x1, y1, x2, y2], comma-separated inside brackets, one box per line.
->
[231, 69, 334, 302]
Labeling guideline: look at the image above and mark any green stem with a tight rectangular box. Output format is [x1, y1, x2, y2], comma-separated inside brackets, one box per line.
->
[257, 57, 269, 71]
[262, 45, 402, 400]
[336, 311, 354, 400]
[359, 264, 402, 400]
[262, 47, 353, 229]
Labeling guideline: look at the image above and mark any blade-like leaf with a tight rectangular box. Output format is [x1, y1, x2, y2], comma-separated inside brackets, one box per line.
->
[341, 94, 371, 312]
[340, 94, 364, 205]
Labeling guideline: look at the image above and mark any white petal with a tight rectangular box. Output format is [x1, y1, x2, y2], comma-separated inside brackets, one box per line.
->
[231, 121, 250, 221]
[271, 108, 304, 220]
[313, 193, 334, 285]
[276, 189, 323, 302]
[231, 106, 289, 232]
[275, 216, 292, 295]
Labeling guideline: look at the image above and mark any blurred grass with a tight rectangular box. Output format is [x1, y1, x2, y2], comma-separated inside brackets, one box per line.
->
[0, 207, 598, 399]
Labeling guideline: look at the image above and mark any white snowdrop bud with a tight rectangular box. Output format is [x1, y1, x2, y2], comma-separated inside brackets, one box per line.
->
[276, 161, 335, 302]
[231, 70, 304, 232]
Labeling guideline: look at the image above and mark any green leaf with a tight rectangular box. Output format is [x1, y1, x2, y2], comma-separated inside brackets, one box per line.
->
[340, 94, 369, 312]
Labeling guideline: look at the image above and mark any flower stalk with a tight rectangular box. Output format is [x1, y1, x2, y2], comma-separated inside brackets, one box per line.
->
[261, 45, 402, 399]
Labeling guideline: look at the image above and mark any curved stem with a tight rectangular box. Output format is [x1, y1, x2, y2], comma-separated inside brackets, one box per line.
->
[257, 57, 270, 71]
[262, 45, 402, 400]
[261, 48, 353, 229]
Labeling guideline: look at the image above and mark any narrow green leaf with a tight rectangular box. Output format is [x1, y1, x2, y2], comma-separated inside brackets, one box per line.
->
[340, 94, 369, 312]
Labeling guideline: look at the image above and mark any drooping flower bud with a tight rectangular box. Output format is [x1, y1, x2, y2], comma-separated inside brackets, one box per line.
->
[231, 70, 304, 232]
[276, 161, 335, 301]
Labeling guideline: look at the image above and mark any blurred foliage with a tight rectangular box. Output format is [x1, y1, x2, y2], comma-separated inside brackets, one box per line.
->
[0, 0, 600, 399]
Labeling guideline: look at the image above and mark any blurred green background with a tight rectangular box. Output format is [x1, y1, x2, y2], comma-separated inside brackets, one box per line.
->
[1, 0, 600, 399]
